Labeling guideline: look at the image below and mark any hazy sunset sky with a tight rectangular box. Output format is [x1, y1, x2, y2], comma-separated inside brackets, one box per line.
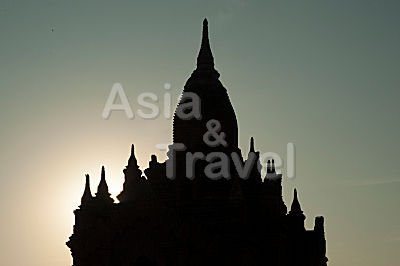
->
[0, 1, 399, 265]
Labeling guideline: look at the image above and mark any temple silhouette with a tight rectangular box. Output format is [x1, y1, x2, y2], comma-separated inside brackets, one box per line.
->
[67, 19, 328, 266]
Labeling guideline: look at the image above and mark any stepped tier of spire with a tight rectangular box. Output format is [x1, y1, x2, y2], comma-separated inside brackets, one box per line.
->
[79, 136, 288, 204]
[81, 138, 286, 194]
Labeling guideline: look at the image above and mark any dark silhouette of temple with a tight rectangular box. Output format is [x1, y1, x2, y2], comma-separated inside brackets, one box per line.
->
[67, 19, 328, 266]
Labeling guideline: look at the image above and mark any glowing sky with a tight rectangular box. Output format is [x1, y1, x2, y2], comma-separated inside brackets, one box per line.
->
[0, 1, 399, 265]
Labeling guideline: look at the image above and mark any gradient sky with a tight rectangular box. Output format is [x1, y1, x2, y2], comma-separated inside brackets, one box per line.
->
[1, 0, 399, 265]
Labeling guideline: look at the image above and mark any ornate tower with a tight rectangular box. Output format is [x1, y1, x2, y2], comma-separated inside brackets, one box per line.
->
[173, 19, 238, 152]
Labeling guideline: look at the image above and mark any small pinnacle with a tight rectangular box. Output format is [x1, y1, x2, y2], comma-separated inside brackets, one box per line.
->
[101, 166, 105, 181]
[290, 188, 303, 215]
[271, 159, 275, 173]
[131, 144, 135, 155]
[197, 18, 214, 69]
[250, 137, 255, 152]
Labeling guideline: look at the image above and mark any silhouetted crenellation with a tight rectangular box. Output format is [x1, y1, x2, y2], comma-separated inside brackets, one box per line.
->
[67, 19, 328, 266]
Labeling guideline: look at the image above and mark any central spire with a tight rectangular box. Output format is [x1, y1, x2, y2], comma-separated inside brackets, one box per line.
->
[197, 18, 214, 69]
[173, 18, 238, 151]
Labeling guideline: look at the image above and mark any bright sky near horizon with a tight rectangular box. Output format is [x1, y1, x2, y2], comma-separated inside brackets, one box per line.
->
[0, 1, 399, 265]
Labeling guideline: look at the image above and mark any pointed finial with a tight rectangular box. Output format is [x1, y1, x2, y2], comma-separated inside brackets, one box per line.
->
[85, 174, 90, 189]
[249, 137, 255, 153]
[101, 166, 105, 181]
[96, 166, 113, 203]
[127, 144, 139, 167]
[202, 18, 208, 40]
[197, 18, 214, 69]
[131, 144, 135, 155]
[290, 188, 303, 215]
[271, 159, 275, 173]
[81, 174, 93, 204]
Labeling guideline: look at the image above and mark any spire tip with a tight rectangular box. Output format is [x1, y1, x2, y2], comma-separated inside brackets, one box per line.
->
[197, 18, 214, 69]
[250, 137, 255, 152]
[101, 166, 105, 179]
[131, 144, 135, 153]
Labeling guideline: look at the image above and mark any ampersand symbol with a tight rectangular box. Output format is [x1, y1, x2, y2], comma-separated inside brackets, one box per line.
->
[203, 119, 227, 147]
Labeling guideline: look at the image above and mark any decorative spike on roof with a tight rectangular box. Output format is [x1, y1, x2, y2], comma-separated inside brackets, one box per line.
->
[271, 159, 275, 173]
[96, 166, 113, 203]
[289, 188, 303, 215]
[101, 166, 106, 182]
[81, 174, 93, 205]
[117, 145, 144, 202]
[249, 137, 255, 153]
[127, 144, 139, 168]
[196, 18, 214, 69]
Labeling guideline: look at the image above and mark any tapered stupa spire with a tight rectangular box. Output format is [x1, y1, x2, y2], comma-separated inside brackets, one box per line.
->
[96, 166, 113, 203]
[288, 188, 305, 232]
[81, 174, 93, 205]
[117, 144, 144, 202]
[289, 188, 303, 215]
[124, 144, 142, 177]
[197, 18, 214, 69]
[127, 144, 139, 168]
[173, 18, 238, 151]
